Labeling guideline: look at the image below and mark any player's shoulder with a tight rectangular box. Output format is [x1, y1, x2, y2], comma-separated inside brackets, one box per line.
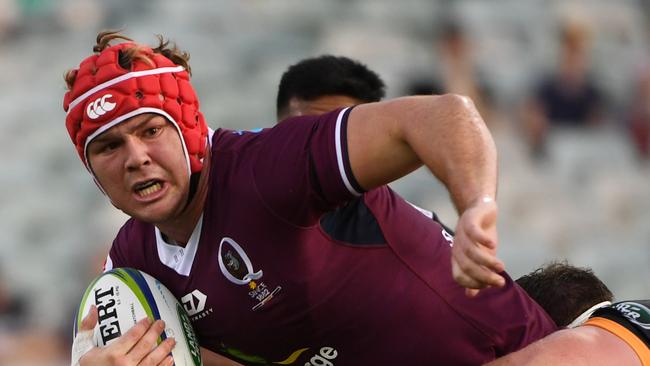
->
[211, 126, 268, 151]
[212, 109, 348, 157]
[289, 108, 348, 124]
[270, 108, 350, 138]
[105, 218, 155, 271]
[588, 300, 650, 350]
[113, 217, 155, 248]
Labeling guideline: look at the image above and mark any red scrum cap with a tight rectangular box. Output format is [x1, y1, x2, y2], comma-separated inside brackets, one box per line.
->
[63, 42, 208, 175]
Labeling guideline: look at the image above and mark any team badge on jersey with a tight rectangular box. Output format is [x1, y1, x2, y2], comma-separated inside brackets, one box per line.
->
[218, 237, 282, 311]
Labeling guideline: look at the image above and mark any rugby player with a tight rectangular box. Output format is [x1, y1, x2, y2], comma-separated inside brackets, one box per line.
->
[276, 55, 650, 366]
[487, 262, 649, 365]
[66, 31, 555, 365]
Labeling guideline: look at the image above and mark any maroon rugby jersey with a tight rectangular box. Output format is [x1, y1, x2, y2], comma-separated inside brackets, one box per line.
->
[105, 108, 556, 365]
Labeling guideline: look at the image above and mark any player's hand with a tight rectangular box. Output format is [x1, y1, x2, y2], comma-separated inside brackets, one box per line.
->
[451, 197, 505, 297]
[72, 305, 176, 366]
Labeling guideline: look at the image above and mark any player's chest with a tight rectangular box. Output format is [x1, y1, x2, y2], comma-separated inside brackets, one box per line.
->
[178, 227, 353, 313]
[171, 227, 395, 334]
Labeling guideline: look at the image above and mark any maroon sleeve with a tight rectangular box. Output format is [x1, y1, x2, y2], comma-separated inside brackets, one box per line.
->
[467, 277, 559, 356]
[373, 190, 558, 355]
[103, 219, 142, 272]
[252, 108, 365, 226]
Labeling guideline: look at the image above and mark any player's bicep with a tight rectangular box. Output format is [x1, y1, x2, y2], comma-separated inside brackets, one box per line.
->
[347, 99, 423, 191]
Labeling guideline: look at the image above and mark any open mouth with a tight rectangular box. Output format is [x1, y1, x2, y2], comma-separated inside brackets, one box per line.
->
[134, 180, 162, 197]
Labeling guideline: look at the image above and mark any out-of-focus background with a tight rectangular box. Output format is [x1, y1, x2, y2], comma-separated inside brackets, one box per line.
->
[1, 0, 649, 364]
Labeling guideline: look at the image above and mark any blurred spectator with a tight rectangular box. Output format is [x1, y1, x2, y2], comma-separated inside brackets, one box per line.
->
[0, 0, 19, 43]
[521, 19, 606, 159]
[0, 266, 68, 365]
[627, 67, 650, 161]
[0, 271, 28, 331]
[403, 20, 497, 127]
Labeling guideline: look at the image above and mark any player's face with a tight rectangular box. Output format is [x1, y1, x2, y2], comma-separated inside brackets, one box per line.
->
[285, 95, 363, 119]
[87, 113, 190, 224]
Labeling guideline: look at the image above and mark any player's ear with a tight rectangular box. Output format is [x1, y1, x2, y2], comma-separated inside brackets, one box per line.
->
[287, 97, 305, 117]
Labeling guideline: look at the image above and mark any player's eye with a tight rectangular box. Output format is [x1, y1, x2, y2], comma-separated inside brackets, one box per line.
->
[144, 126, 162, 137]
[88, 140, 120, 156]
[107, 141, 120, 150]
[101, 141, 121, 153]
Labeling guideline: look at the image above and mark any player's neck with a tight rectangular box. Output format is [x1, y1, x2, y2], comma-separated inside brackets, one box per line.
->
[157, 147, 211, 246]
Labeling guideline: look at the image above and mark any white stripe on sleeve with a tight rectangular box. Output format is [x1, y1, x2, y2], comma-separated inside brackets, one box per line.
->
[334, 108, 361, 196]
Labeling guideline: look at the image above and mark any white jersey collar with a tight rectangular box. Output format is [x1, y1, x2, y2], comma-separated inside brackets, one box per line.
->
[155, 215, 203, 276]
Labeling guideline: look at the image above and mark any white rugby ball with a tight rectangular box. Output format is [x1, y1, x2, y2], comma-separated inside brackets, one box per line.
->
[74, 267, 202, 365]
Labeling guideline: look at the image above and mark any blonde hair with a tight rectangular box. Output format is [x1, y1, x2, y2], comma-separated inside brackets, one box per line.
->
[64, 30, 192, 90]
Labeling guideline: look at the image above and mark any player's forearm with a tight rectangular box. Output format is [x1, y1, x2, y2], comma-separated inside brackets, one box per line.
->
[347, 94, 497, 212]
[402, 94, 497, 213]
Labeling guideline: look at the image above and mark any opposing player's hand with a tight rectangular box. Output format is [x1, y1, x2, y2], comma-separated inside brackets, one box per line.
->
[451, 197, 505, 297]
[72, 305, 176, 366]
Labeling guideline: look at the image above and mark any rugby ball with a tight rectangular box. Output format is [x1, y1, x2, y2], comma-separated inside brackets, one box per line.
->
[74, 267, 202, 365]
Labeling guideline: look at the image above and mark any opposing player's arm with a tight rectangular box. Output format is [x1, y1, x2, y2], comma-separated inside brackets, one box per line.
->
[201, 347, 242, 366]
[201, 347, 245, 366]
[483, 326, 643, 366]
[347, 94, 503, 292]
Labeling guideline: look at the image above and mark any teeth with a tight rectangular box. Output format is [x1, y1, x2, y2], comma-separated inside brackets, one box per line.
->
[137, 182, 161, 197]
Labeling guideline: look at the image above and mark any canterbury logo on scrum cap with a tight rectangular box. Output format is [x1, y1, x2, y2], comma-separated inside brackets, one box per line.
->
[86, 94, 117, 119]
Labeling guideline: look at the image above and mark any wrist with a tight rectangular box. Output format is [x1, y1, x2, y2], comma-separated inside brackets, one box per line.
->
[479, 196, 494, 204]
[456, 194, 496, 213]
[471, 195, 495, 207]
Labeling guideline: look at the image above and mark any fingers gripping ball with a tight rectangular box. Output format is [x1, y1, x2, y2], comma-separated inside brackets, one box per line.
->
[74, 268, 202, 365]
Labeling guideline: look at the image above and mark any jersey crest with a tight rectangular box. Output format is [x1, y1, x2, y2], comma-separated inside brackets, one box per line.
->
[218, 237, 282, 311]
